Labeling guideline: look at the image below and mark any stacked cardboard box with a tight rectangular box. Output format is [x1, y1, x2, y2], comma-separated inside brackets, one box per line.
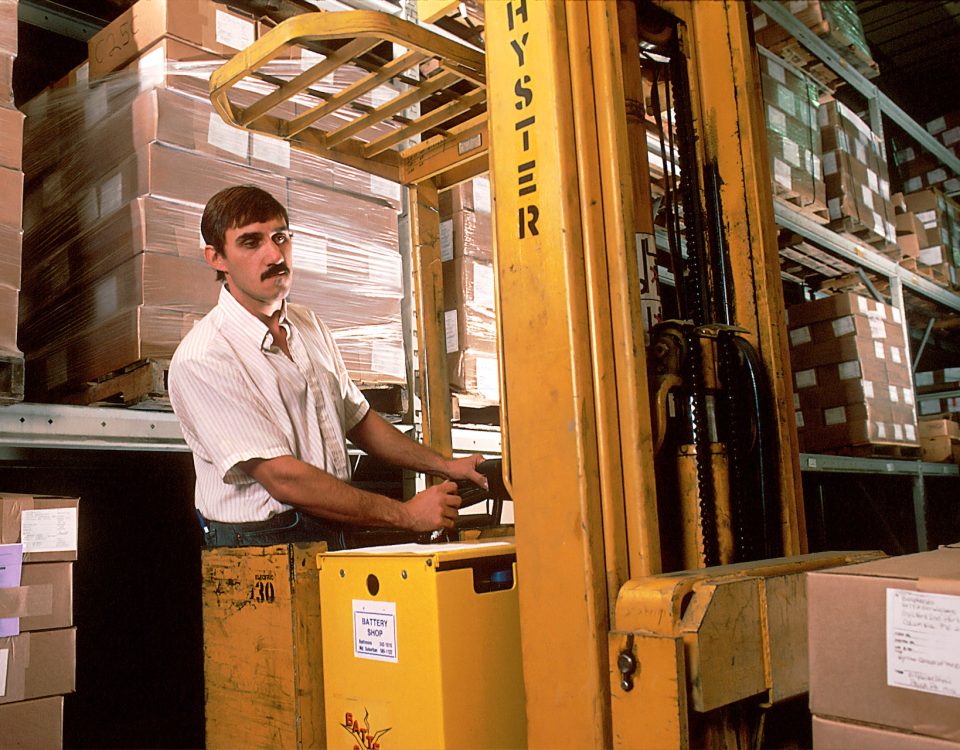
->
[891, 192, 929, 270]
[915, 368, 960, 427]
[0, 0, 23, 404]
[0, 493, 80, 748]
[902, 189, 960, 289]
[439, 177, 499, 403]
[819, 99, 898, 255]
[891, 110, 960, 197]
[759, 52, 827, 218]
[788, 293, 918, 453]
[808, 546, 960, 748]
[18, 0, 406, 399]
[751, 0, 878, 88]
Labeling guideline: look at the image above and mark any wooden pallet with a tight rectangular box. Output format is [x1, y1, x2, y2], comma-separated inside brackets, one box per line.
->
[773, 192, 830, 225]
[0, 351, 24, 405]
[829, 216, 899, 257]
[58, 359, 172, 410]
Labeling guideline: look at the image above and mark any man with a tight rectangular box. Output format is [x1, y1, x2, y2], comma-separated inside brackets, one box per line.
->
[169, 185, 486, 549]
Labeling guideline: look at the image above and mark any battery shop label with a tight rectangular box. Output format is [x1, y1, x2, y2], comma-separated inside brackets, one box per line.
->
[352, 599, 398, 663]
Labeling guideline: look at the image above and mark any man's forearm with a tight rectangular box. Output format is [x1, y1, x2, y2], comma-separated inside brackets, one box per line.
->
[241, 454, 410, 528]
[347, 410, 451, 476]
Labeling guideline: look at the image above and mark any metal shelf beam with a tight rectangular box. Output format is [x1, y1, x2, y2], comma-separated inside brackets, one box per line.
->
[800, 452, 958, 477]
[774, 201, 960, 312]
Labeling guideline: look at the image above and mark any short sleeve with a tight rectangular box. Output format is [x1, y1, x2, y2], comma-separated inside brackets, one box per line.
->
[312, 311, 370, 432]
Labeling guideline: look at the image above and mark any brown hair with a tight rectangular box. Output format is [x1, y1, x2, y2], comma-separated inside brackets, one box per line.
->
[201, 185, 290, 281]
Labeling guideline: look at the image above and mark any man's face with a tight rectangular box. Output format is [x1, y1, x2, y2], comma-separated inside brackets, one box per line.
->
[206, 217, 293, 316]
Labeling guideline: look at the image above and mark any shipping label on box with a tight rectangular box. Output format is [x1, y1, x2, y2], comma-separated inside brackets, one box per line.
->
[0, 496, 79, 563]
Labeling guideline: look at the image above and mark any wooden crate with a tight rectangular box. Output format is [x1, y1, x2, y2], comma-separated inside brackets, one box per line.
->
[202, 543, 327, 750]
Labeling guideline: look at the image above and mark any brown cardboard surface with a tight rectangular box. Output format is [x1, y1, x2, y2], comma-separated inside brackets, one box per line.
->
[0, 167, 23, 228]
[0, 223, 22, 290]
[919, 419, 960, 439]
[0, 562, 73, 632]
[0, 283, 17, 353]
[88, 0, 256, 78]
[813, 716, 960, 749]
[0, 496, 78, 563]
[0, 696, 64, 750]
[0, 105, 24, 171]
[808, 547, 960, 742]
[787, 293, 898, 328]
[0, 627, 76, 704]
[0, 54, 14, 107]
[790, 313, 904, 350]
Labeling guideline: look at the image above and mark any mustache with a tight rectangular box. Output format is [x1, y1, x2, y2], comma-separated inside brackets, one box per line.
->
[262, 262, 290, 281]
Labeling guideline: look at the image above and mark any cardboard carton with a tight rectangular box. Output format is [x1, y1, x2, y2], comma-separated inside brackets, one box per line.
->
[0, 627, 76, 704]
[0, 696, 64, 749]
[813, 715, 960, 749]
[808, 546, 960, 743]
[0, 561, 73, 633]
[0, 105, 23, 171]
[0, 495, 78, 563]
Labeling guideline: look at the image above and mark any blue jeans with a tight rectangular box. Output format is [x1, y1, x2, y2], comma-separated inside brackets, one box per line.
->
[202, 509, 347, 550]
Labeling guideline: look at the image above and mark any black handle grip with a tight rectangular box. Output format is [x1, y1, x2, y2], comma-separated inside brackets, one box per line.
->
[455, 458, 511, 508]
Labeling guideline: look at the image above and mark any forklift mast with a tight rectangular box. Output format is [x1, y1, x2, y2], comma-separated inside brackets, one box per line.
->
[209, 2, 877, 746]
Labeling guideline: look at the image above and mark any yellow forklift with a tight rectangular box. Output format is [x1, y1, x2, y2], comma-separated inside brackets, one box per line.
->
[207, 1, 877, 746]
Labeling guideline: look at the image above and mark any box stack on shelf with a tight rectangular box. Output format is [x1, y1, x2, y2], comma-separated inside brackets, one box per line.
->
[17, 0, 406, 404]
[915, 367, 960, 463]
[891, 110, 960, 197]
[0, 493, 79, 748]
[751, 0, 879, 91]
[759, 52, 827, 222]
[788, 293, 919, 456]
[819, 99, 898, 257]
[0, 0, 23, 404]
[901, 188, 960, 289]
[439, 177, 499, 406]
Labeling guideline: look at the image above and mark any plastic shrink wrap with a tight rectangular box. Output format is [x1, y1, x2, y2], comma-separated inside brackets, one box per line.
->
[19, 19, 408, 400]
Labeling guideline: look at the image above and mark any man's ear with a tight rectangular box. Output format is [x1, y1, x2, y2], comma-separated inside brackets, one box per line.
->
[204, 245, 227, 274]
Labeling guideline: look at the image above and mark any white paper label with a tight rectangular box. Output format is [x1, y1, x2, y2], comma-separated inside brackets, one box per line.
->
[789, 326, 812, 346]
[905, 423, 916, 441]
[855, 140, 868, 164]
[783, 140, 801, 168]
[793, 392, 801, 410]
[215, 10, 255, 50]
[838, 361, 861, 380]
[85, 85, 109, 128]
[372, 344, 405, 379]
[444, 309, 459, 354]
[904, 388, 914, 406]
[892, 306, 902, 325]
[370, 175, 402, 203]
[831, 317, 855, 337]
[95, 275, 119, 320]
[20, 508, 78, 553]
[473, 263, 495, 310]
[887, 589, 960, 698]
[828, 197, 842, 220]
[944, 126, 960, 147]
[926, 116, 947, 135]
[904, 176, 923, 193]
[767, 106, 787, 134]
[867, 169, 879, 193]
[251, 134, 291, 168]
[891, 346, 902, 364]
[208, 113, 249, 158]
[0, 648, 7, 697]
[352, 599, 398, 663]
[137, 47, 166, 92]
[774, 158, 792, 190]
[824, 406, 846, 426]
[898, 146, 916, 163]
[99, 173, 123, 217]
[876, 422, 887, 439]
[861, 185, 874, 210]
[458, 133, 483, 155]
[872, 341, 884, 359]
[889, 385, 900, 403]
[868, 317, 886, 339]
[928, 168, 948, 184]
[795, 369, 817, 389]
[863, 380, 874, 399]
[440, 220, 454, 262]
[768, 58, 786, 84]
[822, 150, 838, 177]
[473, 176, 491, 214]
[795, 410, 804, 428]
[894, 423, 904, 440]
[919, 245, 944, 266]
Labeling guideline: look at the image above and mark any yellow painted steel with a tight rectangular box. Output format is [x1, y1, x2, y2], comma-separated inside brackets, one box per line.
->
[409, 181, 453, 458]
[659, 0, 807, 555]
[316, 542, 525, 749]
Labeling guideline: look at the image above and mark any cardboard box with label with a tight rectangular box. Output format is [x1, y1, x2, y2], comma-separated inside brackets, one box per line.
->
[0, 495, 78, 564]
[808, 546, 960, 746]
[0, 627, 76, 704]
[0, 559, 73, 634]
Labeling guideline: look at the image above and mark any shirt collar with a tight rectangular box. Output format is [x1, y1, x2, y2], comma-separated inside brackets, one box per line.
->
[217, 284, 290, 352]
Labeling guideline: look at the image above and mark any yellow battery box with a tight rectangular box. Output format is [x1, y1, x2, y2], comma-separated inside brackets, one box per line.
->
[317, 539, 526, 750]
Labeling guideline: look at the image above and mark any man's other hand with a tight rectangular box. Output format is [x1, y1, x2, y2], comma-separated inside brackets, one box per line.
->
[404, 480, 462, 531]
[443, 454, 488, 490]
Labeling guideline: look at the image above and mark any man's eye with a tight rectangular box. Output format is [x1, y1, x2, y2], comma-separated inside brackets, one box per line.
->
[240, 238, 259, 248]
[273, 232, 290, 245]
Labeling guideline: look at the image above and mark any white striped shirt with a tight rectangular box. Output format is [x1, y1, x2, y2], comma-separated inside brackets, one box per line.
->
[168, 285, 370, 522]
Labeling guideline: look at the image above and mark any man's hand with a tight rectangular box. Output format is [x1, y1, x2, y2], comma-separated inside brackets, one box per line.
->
[403, 480, 462, 531]
[443, 453, 489, 490]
